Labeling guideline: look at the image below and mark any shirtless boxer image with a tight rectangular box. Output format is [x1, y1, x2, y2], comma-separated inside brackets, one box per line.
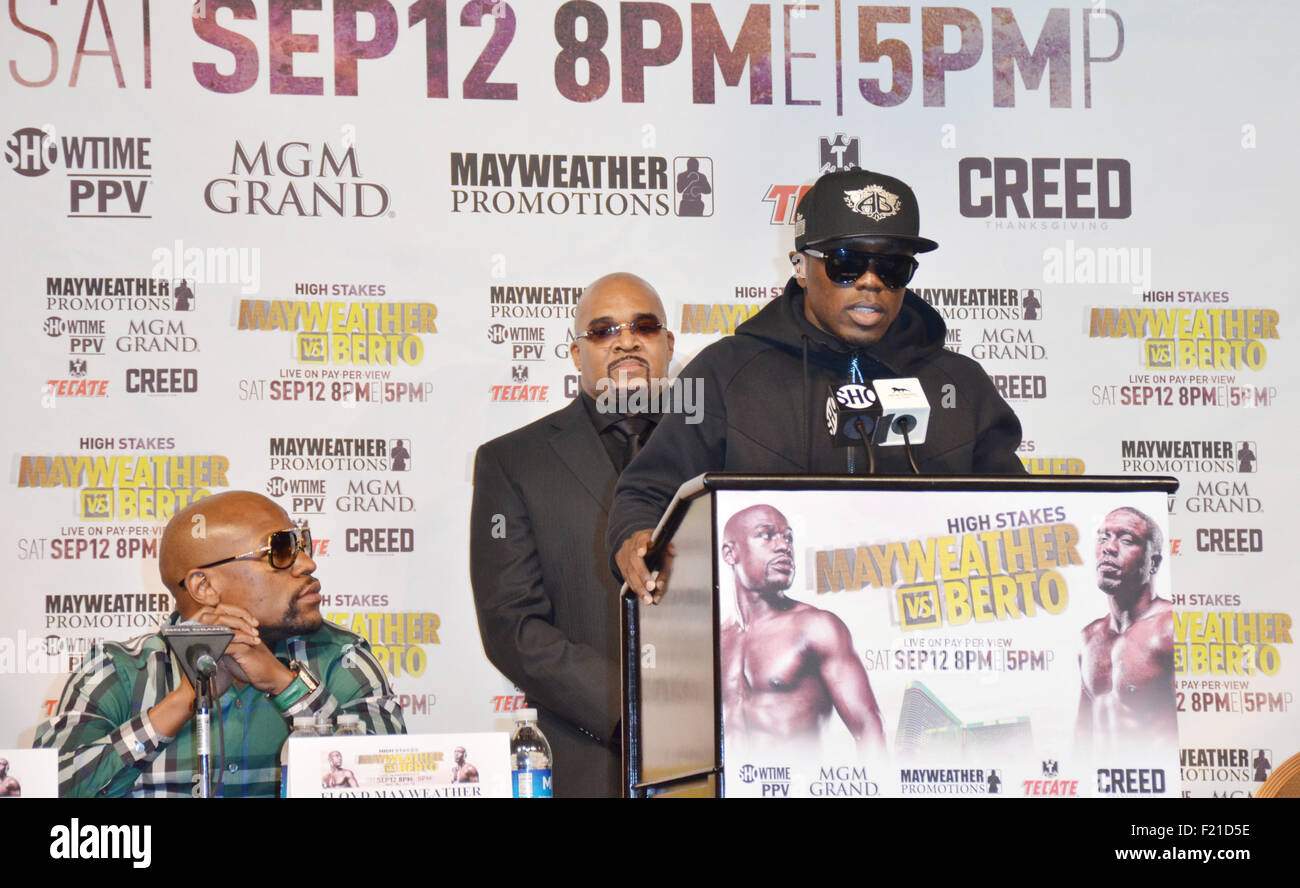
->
[0, 759, 20, 797]
[719, 505, 886, 756]
[1076, 506, 1177, 752]
[322, 750, 359, 788]
[450, 746, 480, 783]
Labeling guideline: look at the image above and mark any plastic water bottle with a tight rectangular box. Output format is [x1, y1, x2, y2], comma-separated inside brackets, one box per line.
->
[510, 709, 553, 798]
[314, 712, 334, 736]
[280, 715, 317, 798]
[335, 714, 365, 736]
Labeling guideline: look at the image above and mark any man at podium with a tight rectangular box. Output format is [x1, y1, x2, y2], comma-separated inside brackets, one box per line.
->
[611, 168, 1025, 602]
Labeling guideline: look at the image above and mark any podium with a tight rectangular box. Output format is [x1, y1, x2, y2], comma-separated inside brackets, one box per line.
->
[621, 473, 1179, 799]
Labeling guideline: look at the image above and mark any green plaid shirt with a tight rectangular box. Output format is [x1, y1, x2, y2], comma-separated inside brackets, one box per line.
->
[34, 617, 406, 797]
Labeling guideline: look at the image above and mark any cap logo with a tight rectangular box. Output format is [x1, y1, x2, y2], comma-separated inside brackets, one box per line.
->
[794, 213, 806, 237]
[843, 185, 902, 221]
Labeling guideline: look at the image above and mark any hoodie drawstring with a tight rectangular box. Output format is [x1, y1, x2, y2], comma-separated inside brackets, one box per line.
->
[847, 354, 864, 473]
[802, 335, 812, 471]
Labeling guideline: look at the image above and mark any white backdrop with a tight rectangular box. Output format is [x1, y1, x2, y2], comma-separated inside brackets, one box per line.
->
[2, 0, 1295, 798]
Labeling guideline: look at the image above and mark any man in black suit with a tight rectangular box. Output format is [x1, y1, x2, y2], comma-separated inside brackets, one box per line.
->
[470, 272, 675, 797]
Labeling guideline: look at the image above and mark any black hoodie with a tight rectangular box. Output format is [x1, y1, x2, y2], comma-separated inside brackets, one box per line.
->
[607, 278, 1026, 555]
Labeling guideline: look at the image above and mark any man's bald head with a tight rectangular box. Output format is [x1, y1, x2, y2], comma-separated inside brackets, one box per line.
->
[159, 491, 288, 594]
[572, 272, 666, 334]
[570, 272, 674, 399]
[722, 505, 796, 595]
[723, 505, 788, 546]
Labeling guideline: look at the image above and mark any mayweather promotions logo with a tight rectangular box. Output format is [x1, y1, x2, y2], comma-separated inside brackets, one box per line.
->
[449, 151, 711, 218]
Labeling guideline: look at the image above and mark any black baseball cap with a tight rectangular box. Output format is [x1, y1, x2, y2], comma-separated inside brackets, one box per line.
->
[794, 169, 939, 253]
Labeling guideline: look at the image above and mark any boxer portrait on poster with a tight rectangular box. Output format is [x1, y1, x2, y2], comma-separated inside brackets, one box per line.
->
[719, 504, 886, 758]
[1076, 506, 1177, 752]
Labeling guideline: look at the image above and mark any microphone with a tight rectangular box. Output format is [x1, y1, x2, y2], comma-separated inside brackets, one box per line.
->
[177, 621, 222, 677]
[870, 377, 930, 447]
[161, 623, 234, 687]
[193, 651, 219, 677]
[825, 383, 881, 445]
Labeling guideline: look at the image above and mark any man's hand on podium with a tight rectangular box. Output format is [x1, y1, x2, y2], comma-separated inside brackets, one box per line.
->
[616, 529, 674, 606]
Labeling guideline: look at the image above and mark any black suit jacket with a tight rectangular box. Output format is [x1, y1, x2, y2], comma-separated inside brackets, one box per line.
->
[470, 398, 624, 797]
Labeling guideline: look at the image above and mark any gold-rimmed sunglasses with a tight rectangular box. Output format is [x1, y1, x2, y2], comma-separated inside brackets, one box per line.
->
[196, 523, 312, 571]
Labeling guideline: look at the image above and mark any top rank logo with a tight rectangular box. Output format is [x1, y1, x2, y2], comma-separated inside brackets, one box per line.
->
[819, 135, 860, 175]
[768, 134, 861, 224]
[5, 127, 153, 218]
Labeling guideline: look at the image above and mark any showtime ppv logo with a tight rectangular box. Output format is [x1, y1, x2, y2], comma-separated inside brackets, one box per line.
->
[45, 317, 105, 355]
[487, 324, 545, 362]
[266, 476, 326, 514]
[5, 127, 153, 218]
[736, 764, 791, 797]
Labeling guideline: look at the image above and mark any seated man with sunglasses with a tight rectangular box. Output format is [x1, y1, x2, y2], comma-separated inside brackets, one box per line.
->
[471, 272, 674, 797]
[611, 168, 1025, 603]
[35, 490, 405, 797]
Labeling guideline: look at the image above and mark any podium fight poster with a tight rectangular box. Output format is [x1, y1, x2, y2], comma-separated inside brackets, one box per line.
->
[717, 488, 1192, 798]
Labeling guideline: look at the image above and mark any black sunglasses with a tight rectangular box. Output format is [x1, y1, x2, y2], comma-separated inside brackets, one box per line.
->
[196, 525, 313, 571]
[576, 317, 666, 343]
[803, 248, 918, 289]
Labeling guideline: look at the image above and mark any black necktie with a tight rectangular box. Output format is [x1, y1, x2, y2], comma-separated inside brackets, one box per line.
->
[610, 416, 652, 472]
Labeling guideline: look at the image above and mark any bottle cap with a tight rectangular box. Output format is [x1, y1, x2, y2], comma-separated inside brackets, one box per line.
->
[513, 708, 537, 722]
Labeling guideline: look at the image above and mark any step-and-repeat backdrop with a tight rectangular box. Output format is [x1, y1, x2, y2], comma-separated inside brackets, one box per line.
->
[2, 1, 1294, 798]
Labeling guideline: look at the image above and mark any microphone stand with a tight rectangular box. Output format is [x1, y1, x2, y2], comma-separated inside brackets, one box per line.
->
[160, 624, 233, 800]
[195, 669, 215, 799]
